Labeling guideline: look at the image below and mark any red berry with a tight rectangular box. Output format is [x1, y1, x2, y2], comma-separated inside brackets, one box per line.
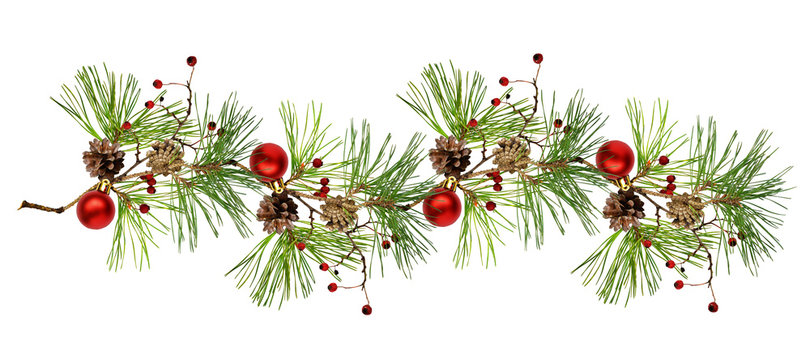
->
[382, 240, 391, 249]
[485, 201, 496, 211]
[665, 189, 674, 195]
[493, 184, 502, 192]
[217, 129, 225, 137]
[319, 192, 327, 198]
[207, 121, 216, 131]
[563, 125, 570, 134]
[493, 175, 503, 184]
[554, 119, 563, 128]
[145, 100, 155, 109]
[659, 155, 670, 165]
[666, 175, 676, 183]
[674, 280, 684, 290]
[312, 158, 323, 168]
[121, 122, 132, 130]
[321, 186, 330, 194]
[320, 178, 329, 186]
[659, 189, 667, 194]
[728, 237, 738, 247]
[314, 191, 321, 197]
[643, 240, 652, 248]
[666, 260, 675, 269]
[491, 98, 501, 106]
[499, 77, 509, 86]
[533, 53, 544, 64]
[139, 204, 150, 214]
[147, 178, 157, 186]
[667, 183, 676, 191]
[492, 171, 500, 177]
[186, 56, 197, 66]
[146, 186, 156, 194]
[362, 304, 372, 315]
[468, 119, 478, 127]
[153, 79, 163, 89]
[708, 302, 719, 313]
[328, 283, 338, 292]
[146, 173, 154, 180]
[319, 262, 329, 271]
[296, 242, 306, 251]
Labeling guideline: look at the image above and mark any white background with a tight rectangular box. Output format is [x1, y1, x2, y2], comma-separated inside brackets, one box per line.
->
[1, 1, 808, 359]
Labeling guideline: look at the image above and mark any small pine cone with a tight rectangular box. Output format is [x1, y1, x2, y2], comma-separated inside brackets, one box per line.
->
[492, 136, 531, 174]
[82, 138, 126, 181]
[320, 195, 360, 232]
[603, 189, 646, 231]
[146, 139, 185, 176]
[428, 136, 472, 178]
[257, 191, 299, 234]
[666, 192, 705, 229]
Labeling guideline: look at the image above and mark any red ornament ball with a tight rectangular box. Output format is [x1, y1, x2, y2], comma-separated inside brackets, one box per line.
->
[153, 79, 163, 89]
[327, 283, 338, 292]
[708, 302, 719, 313]
[207, 121, 216, 131]
[139, 204, 150, 214]
[145, 100, 155, 109]
[76, 190, 116, 230]
[596, 140, 635, 180]
[250, 143, 289, 182]
[422, 187, 462, 227]
[499, 77, 509, 86]
[493, 184, 502, 192]
[296, 242, 306, 251]
[533, 53, 544, 64]
[666, 260, 675, 269]
[121, 122, 132, 130]
[468, 119, 478, 127]
[643, 240, 652, 248]
[659, 155, 670, 166]
[728, 237, 738, 247]
[674, 280, 684, 290]
[312, 158, 323, 168]
[186, 56, 197, 66]
[362, 304, 372, 316]
[382, 240, 391, 250]
[320, 178, 329, 186]
[319, 262, 329, 271]
[491, 98, 501, 106]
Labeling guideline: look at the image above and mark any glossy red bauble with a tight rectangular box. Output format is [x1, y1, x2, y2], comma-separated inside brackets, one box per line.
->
[596, 140, 635, 180]
[422, 187, 462, 227]
[76, 190, 116, 230]
[250, 143, 289, 182]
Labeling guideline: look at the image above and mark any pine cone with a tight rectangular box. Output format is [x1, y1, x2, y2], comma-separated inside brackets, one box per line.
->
[428, 136, 471, 178]
[666, 192, 705, 229]
[603, 189, 646, 231]
[320, 195, 360, 232]
[492, 136, 531, 174]
[257, 191, 299, 234]
[146, 139, 185, 176]
[82, 138, 125, 181]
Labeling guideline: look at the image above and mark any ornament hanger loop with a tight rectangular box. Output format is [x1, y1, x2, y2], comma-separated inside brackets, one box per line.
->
[96, 179, 112, 194]
[613, 176, 631, 191]
[270, 178, 286, 194]
[441, 176, 459, 192]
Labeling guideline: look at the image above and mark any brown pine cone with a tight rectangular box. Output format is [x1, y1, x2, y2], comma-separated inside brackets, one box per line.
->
[146, 139, 185, 176]
[603, 189, 646, 231]
[428, 136, 471, 178]
[320, 195, 360, 232]
[666, 192, 705, 229]
[82, 138, 125, 181]
[257, 191, 299, 234]
[492, 136, 531, 174]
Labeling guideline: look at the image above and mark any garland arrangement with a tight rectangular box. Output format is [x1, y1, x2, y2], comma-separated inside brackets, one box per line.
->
[18, 54, 791, 315]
